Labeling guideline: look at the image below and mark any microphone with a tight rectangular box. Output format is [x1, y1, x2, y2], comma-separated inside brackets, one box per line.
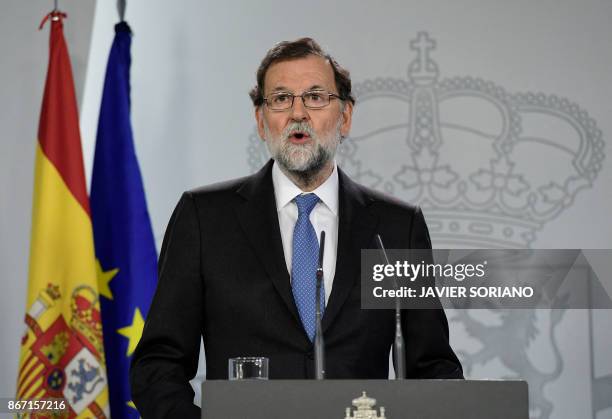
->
[314, 230, 326, 380]
[375, 234, 406, 379]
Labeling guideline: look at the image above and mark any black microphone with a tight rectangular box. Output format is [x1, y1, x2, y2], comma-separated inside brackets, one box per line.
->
[375, 234, 406, 379]
[314, 231, 326, 380]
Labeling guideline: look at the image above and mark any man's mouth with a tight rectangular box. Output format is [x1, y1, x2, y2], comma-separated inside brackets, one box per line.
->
[288, 131, 311, 143]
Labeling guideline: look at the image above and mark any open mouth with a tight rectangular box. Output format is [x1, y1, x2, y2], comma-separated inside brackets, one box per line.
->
[289, 131, 311, 142]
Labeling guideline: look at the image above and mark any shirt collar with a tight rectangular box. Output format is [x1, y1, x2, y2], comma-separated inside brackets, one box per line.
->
[272, 160, 339, 216]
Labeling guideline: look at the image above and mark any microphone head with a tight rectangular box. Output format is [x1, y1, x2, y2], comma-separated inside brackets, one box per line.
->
[375, 234, 384, 250]
[318, 231, 326, 270]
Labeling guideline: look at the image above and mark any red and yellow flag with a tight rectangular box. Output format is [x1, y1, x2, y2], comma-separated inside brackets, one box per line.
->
[17, 12, 109, 417]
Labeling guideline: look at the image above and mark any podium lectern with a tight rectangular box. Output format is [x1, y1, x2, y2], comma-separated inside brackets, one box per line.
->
[201, 379, 528, 418]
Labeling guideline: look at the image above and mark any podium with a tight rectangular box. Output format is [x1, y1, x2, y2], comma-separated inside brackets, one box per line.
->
[201, 379, 528, 418]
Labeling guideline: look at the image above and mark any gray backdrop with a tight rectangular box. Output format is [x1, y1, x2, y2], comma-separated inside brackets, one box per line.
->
[1, 1, 611, 418]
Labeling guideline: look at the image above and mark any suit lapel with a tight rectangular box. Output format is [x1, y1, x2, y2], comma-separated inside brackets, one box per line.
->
[235, 160, 301, 325]
[235, 162, 379, 337]
[323, 168, 378, 332]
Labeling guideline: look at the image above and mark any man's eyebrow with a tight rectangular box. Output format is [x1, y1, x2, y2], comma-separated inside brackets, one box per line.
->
[307, 85, 327, 91]
[268, 85, 329, 93]
[270, 86, 291, 93]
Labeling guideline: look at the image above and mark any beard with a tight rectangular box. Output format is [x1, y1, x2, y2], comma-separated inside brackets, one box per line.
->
[263, 118, 343, 181]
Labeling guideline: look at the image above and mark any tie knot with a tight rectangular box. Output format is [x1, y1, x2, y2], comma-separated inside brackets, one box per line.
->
[294, 193, 319, 216]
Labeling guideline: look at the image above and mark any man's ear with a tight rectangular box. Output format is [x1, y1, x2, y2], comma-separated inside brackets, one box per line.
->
[255, 106, 266, 141]
[340, 101, 353, 138]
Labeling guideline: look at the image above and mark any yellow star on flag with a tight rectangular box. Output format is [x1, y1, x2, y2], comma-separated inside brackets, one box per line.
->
[96, 259, 119, 300]
[118, 308, 145, 356]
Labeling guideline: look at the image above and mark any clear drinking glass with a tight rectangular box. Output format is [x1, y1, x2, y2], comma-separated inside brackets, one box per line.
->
[228, 357, 269, 380]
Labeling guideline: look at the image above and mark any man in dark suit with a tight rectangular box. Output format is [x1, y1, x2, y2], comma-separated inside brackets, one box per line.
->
[130, 38, 462, 419]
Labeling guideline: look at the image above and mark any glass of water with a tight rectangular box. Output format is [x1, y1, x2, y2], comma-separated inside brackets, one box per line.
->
[228, 357, 269, 380]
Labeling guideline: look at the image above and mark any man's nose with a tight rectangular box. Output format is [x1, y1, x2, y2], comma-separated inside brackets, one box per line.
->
[289, 96, 309, 121]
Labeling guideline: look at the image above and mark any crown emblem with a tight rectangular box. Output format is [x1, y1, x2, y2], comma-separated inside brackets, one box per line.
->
[45, 283, 61, 300]
[344, 391, 386, 419]
[70, 285, 104, 358]
[342, 31, 604, 247]
[247, 32, 604, 247]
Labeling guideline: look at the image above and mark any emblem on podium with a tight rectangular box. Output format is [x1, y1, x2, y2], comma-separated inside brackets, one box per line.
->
[344, 392, 386, 418]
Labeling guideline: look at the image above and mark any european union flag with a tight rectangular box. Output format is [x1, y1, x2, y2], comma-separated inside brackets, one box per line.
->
[91, 22, 157, 418]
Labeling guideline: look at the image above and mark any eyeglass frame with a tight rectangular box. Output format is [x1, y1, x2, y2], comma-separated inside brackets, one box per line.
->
[263, 90, 343, 111]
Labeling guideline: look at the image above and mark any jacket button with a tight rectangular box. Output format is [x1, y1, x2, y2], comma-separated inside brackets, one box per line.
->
[306, 351, 314, 360]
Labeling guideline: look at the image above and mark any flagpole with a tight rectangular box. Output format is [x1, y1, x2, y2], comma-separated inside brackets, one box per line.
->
[117, 0, 126, 22]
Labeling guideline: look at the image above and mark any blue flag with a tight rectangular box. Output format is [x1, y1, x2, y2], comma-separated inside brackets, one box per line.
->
[91, 21, 157, 418]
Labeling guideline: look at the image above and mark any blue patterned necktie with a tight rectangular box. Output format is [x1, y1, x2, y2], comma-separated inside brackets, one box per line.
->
[291, 193, 325, 341]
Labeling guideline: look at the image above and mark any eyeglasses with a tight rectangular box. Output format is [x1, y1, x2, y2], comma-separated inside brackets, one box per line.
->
[263, 90, 342, 111]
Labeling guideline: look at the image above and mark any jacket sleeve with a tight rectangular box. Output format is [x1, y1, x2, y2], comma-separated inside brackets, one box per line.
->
[130, 192, 202, 418]
[402, 206, 464, 379]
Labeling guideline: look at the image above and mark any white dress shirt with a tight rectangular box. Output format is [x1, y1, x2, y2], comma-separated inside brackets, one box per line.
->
[272, 161, 338, 304]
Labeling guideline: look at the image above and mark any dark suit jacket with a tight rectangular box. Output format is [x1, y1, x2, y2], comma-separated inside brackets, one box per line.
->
[130, 160, 462, 418]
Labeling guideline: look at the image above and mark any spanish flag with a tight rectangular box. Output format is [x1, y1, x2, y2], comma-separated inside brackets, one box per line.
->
[17, 11, 109, 417]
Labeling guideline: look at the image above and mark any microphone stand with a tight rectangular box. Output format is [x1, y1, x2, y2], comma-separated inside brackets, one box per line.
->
[375, 234, 406, 379]
[315, 231, 326, 380]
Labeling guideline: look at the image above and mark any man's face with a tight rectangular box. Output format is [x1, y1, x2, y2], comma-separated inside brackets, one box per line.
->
[255, 55, 353, 175]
